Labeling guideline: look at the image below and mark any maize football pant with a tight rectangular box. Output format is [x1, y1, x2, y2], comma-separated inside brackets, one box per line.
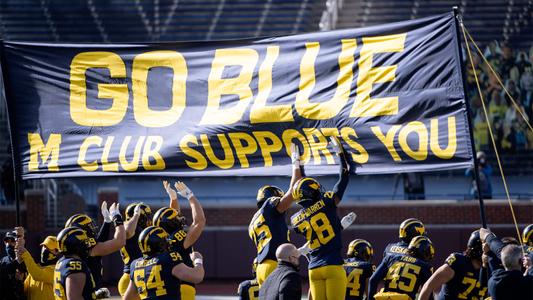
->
[256, 259, 278, 287]
[309, 265, 347, 300]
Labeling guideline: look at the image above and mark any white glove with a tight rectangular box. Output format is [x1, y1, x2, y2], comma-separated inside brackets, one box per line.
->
[163, 180, 178, 200]
[101, 201, 112, 223]
[290, 143, 301, 168]
[341, 212, 357, 229]
[133, 204, 141, 217]
[329, 136, 342, 154]
[298, 241, 311, 256]
[175, 181, 194, 200]
[109, 203, 121, 219]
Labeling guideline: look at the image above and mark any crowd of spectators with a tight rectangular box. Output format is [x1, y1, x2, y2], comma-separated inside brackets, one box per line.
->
[467, 42, 533, 153]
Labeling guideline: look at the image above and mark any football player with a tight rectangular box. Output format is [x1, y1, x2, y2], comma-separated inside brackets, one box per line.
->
[344, 239, 375, 300]
[64, 202, 126, 297]
[53, 227, 96, 300]
[123, 226, 205, 300]
[249, 144, 303, 286]
[153, 180, 205, 300]
[419, 230, 488, 300]
[237, 259, 259, 300]
[384, 218, 426, 257]
[290, 137, 351, 300]
[118, 203, 152, 296]
[369, 236, 434, 300]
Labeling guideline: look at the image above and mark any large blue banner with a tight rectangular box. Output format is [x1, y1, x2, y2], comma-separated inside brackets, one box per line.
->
[1, 13, 473, 179]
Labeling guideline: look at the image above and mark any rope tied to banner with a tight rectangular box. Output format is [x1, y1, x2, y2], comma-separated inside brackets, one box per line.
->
[460, 20, 525, 252]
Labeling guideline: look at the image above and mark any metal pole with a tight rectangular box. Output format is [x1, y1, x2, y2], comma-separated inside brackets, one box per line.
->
[452, 7, 487, 228]
[0, 41, 22, 226]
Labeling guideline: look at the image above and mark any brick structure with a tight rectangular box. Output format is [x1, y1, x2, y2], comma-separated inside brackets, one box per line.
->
[175, 200, 533, 226]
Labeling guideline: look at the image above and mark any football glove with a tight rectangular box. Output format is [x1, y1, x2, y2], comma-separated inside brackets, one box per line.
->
[175, 181, 194, 200]
[341, 212, 357, 229]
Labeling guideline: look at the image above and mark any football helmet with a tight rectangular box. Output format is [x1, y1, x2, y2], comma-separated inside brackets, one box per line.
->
[57, 227, 91, 259]
[347, 239, 373, 262]
[256, 186, 284, 208]
[408, 236, 435, 262]
[522, 224, 533, 247]
[292, 177, 322, 204]
[65, 214, 97, 239]
[125, 202, 153, 229]
[152, 207, 185, 234]
[399, 218, 426, 243]
[138, 226, 169, 257]
[467, 230, 483, 259]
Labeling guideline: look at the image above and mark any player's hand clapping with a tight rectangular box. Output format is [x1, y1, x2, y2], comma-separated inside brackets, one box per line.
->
[164, 180, 178, 200]
[175, 181, 194, 200]
[101, 201, 112, 223]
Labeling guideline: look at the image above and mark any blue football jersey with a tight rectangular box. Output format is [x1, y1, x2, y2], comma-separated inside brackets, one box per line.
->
[249, 197, 289, 263]
[237, 279, 259, 300]
[120, 228, 142, 274]
[291, 191, 343, 269]
[130, 252, 183, 299]
[437, 253, 487, 300]
[54, 256, 96, 300]
[371, 253, 432, 300]
[344, 257, 375, 300]
[383, 241, 410, 257]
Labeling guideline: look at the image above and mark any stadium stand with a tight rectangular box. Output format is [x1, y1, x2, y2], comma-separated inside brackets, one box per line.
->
[0, 1, 532, 293]
[0, 0, 324, 42]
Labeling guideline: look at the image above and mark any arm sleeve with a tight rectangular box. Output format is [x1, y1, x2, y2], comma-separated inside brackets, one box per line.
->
[486, 234, 505, 259]
[478, 266, 489, 288]
[487, 251, 502, 273]
[96, 221, 112, 242]
[332, 151, 350, 200]
[368, 259, 388, 299]
[20, 251, 54, 284]
[279, 273, 301, 300]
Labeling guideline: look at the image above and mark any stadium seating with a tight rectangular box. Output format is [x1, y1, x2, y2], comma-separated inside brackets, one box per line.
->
[0, 0, 324, 42]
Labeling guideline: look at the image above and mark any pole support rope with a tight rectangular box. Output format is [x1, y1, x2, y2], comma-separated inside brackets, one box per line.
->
[460, 20, 525, 252]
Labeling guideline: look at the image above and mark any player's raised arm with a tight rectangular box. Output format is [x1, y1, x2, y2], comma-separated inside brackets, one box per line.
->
[330, 137, 350, 206]
[277, 143, 304, 213]
[175, 181, 206, 249]
[419, 264, 455, 300]
[172, 251, 205, 284]
[90, 203, 126, 257]
[124, 204, 141, 239]
[164, 180, 181, 213]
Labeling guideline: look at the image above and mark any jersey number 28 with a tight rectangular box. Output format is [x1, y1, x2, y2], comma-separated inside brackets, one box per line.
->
[297, 212, 335, 249]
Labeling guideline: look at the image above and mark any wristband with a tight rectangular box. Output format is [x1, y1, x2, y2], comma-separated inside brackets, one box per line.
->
[193, 258, 203, 266]
[113, 214, 124, 227]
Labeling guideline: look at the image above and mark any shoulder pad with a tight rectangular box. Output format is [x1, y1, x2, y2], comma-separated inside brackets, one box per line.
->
[445, 253, 458, 266]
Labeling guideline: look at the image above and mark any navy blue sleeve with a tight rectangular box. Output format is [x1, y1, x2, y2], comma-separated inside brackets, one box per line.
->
[332, 150, 350, 200]
[96, 221, 111, 242]
[368, 257, 389, 299]
[478, 266, 489, 288]
[486, 234, 505, 259]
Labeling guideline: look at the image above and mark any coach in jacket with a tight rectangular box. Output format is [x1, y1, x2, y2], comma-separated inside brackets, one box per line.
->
[259, 243, 302, 300]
